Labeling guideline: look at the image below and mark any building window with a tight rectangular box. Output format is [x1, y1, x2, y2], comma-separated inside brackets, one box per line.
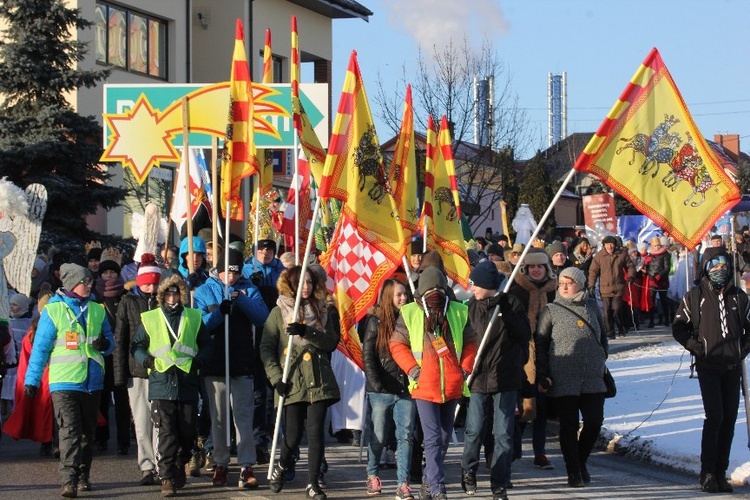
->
[95, 2, 167, 79]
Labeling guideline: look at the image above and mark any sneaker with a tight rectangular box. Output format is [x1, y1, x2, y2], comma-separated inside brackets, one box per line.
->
[419, 482, 430, 500]
[461, 469, 476, 495]
[161, 478, 176, 497]
[396, 483, 415, 500]
[492, 488, 508, 500]
[78, 476, 91, 492]
[367, 475, 382, 495]
[173, 463, 187, 489]
[238, 466, 258, 489]
[186, 454, 201, 477]
[567, 472, 584, 488]
[533, 454, 554, 470]
[269, 464, 286, 493]
[205, 452, 217, 472]
[212, 465, 228, 486]
[306, 483, 327, 499]
[716, 475, 733, 493]
[61, 482, 78, 498]
[139, 470, 157, 486]
[431, 490, 448, 500]
[700, 473, 719, 493]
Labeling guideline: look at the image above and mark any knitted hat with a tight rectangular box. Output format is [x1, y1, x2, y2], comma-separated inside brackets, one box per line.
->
[417, 267, 447, 296]
[136, 253, 162, 287]
[9, 293, 31, 312]
[98, 247, 122, 275]
[558, 266, 586, 290]
[60, 263, 91, 291]
[410, 239, 425, 255]
[469, 260, 503, 290]
[546, 241, 567, 258]
[86, 247, 102, 262]
[217, 248, 244, 273]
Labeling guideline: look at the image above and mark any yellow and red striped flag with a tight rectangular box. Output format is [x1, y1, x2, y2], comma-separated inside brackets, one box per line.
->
[419, 115, 438, 233]
[254, 29, 274, 205]
[220, 19, 260, 220]
[389, 85, 420, 238]
[291, 16, 325, 184]
[428, 115, 470, 288]
[574, 48, 740, 250]
[319, 50, 405, 369]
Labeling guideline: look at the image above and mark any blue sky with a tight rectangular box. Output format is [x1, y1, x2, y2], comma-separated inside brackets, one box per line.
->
[330, 0, 750, 160]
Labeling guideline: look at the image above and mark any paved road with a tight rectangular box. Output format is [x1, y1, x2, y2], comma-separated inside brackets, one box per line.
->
[5, 325, 746, 499]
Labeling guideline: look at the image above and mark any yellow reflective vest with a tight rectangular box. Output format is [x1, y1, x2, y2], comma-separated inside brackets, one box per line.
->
[141, 308, 201, 373]
[46, 301, 105, 384]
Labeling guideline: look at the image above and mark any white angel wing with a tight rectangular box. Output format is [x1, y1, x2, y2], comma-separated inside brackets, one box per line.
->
[4, 183, 47, 297]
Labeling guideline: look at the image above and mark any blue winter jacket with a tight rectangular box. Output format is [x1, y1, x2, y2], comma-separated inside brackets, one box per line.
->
[193, 271, 270, 332]
[241, 256, 285, 287]
[26, 292, 115, 393]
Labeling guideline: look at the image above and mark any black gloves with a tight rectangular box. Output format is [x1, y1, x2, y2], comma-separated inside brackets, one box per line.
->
[219, 299, 233, 315]
[497, 292, 511, 312]
[286, 322, 307, 338]
[24, 385, 38, 399]
[274, 380, 290, 397]
[144, 355, 156, 370]
[185, 272, 200, 290]
[627, 276, 636, 284]
[249, 271, 263, 286]
[92, 336, 110, 352]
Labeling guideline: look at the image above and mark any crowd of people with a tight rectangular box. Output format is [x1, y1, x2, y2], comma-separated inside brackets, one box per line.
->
[1, 226, 749, 499]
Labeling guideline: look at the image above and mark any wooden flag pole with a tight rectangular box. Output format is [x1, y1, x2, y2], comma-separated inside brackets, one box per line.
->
[181, 97, 195, 279]
[212, 137, 219, 265]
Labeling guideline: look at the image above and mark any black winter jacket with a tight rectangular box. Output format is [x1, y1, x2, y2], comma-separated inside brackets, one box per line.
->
[673, 278, 750, 372]
[114, 289, 158, 387]
[362, 314, 410, 395]
[467, 292, 531, 394]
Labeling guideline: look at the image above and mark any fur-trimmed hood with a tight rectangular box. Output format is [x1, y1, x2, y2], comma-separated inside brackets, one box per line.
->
[157, 274, 188, 307]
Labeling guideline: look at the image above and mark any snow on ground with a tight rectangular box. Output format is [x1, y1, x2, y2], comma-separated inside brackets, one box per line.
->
[602, 341, 750, 484]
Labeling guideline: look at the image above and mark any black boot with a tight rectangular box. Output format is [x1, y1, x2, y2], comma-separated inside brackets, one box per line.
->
[567, 472, 584, 488]
[700, 473, 718, 493]
[715, 474, 733, 493]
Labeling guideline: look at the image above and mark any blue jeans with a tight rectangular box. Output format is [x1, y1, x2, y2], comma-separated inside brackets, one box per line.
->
[366, 392, 416, 484]
[416, 399, 458, 496]
[461, 390, 516, 490]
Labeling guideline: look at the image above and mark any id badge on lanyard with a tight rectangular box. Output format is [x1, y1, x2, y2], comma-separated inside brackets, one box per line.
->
[431, 336, 450, 358]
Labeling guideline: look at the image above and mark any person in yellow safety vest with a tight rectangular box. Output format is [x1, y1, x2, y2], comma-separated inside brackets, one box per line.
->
[390, 266, 478, 500]
[131, 274, 211, 498]
[24, 263, 115, 498]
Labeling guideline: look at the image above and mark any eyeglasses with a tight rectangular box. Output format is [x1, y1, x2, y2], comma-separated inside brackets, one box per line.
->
[558, 280, 577, 288]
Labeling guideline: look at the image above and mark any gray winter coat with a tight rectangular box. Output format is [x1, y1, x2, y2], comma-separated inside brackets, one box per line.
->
[535, 294, 607, 397]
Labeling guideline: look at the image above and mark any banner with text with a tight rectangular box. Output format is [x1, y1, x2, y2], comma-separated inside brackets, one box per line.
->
[583, 193, 617, 248]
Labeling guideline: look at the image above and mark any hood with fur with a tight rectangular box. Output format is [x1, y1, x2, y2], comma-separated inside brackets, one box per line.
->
[277, 267, 328, 303]
[157, 274, 188, 307]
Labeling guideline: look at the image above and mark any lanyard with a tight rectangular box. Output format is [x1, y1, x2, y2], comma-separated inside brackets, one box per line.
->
[160, 310, 184, 342]
[64, 303, 88, 332]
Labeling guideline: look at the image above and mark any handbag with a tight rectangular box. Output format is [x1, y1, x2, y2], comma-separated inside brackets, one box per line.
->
[550, 302, 617, 399]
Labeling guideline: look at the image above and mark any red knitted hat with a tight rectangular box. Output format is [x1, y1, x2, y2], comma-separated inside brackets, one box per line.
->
[136, 253, 162, 287]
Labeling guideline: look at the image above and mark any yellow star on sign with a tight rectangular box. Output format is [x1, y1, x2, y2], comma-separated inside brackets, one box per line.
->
[101, 94, 182, 184]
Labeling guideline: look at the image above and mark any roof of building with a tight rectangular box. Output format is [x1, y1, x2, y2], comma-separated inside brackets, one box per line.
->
[290, 0, 373, 21]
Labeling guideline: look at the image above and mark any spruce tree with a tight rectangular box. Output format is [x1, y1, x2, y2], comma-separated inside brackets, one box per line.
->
[0, 0, 125, 244]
